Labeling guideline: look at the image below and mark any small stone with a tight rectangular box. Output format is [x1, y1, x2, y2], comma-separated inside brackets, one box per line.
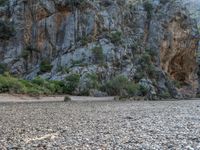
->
[64, 96, 71, 102]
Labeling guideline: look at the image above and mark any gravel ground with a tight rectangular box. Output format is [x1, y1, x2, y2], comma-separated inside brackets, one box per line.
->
[0, 94, 114, 103]
[0, 100, 200, 150]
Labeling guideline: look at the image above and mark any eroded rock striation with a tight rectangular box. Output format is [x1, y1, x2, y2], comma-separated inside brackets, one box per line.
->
[0, 0, 199, 98]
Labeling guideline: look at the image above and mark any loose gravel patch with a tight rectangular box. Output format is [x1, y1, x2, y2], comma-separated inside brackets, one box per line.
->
[0, 100, 200, 149]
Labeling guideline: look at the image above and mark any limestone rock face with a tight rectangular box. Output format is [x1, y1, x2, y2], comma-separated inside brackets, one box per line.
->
[0, 0, 199, 98]
[181, 0, 200, 28]
[158, 2, 199, 97]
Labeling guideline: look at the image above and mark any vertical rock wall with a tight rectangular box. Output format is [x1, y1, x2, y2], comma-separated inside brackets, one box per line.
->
[0, 0, 199, 98]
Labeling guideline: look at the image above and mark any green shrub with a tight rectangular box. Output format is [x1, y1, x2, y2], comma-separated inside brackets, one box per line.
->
[21, 45, 40, 59]
[134, 70, 145, 81]
[110, 31, 122, 44]
[101, 75, 128, 95]
[81, 36, 90, 46]
[64, 73, 80, 94]
[101, 75, 140, 96]
[139, 85, 149, 96]
[126, 83, 140, 97]
[0, 63, 7, 74]
[91, 46, 104, 64]
[40, 59, 52, 73]
[175, 80, 181, 88]
[140, 52, 151, 66]
[32, 77, 46, 86]
[0, 74, 26, 93]
[48, 80, 63, 94]
[139, 52, 157, 78]
[0, 20, 15, 40]
[0, 74, 58, 95]
[21, 49, 29, 59]
[0, 0, 7, 6]
[23, 78, 50, 95]
[86, 73, 99, 89]
[24, 87, 43, 97]
[0, 73, 81, 96]
[146, 49, 157, 62]
[25, 45, 40, 52]
[146, 64, 156, 78]
[75, 73, 100, 96]
[31, 77, 64, 94]
[57, 66, 70, 73]
[71, 59, 85, 67]
[160, 91, 171, 99]
[144, 1, 153, 19]
[0, 73, 151, 97]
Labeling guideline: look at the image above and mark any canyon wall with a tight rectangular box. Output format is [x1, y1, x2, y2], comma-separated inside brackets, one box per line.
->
[0, 0, 199, 98]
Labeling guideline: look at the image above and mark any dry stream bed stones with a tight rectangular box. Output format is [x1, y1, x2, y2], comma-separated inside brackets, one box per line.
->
[0, 100, 200, 149]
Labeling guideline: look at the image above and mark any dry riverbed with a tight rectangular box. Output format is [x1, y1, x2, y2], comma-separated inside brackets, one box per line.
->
[0, 95, 200, 149]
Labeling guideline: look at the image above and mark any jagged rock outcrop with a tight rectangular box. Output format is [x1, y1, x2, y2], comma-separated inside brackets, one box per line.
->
[0, 0, 199, 98]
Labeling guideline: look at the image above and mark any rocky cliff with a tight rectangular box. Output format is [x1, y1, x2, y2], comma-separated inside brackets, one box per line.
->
[182, 0, 200, 28]
[0, 0, 199, 99]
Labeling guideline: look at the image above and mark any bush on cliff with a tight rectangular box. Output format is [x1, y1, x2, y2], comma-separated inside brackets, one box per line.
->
[109, 31, 122, 44]
[0, 20, 15, 40]
[0, 73, 147, 97]
[0, 0, 7, 6]
[63, 73, 80, 94]
[0, 63, 7, 74]
[101, 75, 140, 97]
[139, 51, 157, 79]
[40, 59, 53, 73]
[0, 73, 80, 96]
[91, 46, 104, 64]
[0, 73, 26, 93]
